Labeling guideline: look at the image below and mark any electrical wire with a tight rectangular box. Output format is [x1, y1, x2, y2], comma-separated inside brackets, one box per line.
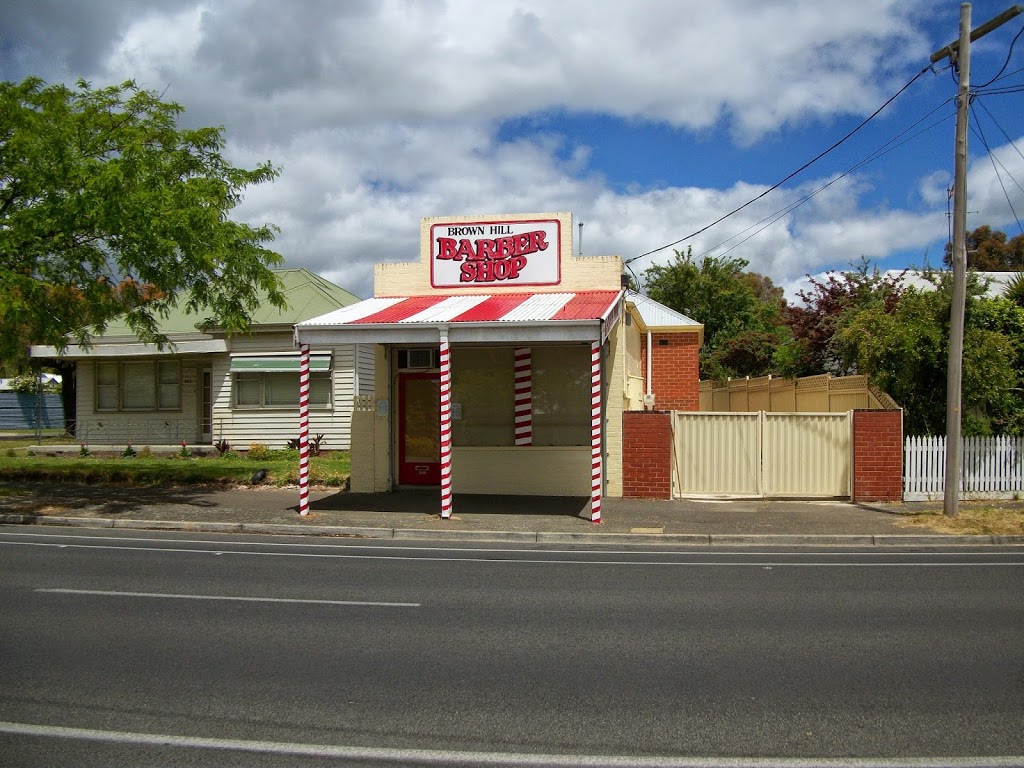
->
[974, 96, 1024, 166]
[969, 100, 1024, 235]
[976, 22, 1024, 88]
[623, 65, 932, 266]
[689, 100, 956, 264]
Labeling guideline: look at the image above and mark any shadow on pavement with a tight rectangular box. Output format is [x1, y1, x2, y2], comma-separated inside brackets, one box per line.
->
[0, 483, 222, 515]
[309, 490, 592, 518]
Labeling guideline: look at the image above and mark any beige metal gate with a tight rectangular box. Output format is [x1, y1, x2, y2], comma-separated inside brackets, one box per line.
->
[673, 412, 851, 498]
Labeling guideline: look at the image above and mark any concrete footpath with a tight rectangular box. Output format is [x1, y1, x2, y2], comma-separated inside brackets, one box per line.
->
[1, 482, 1022, 546]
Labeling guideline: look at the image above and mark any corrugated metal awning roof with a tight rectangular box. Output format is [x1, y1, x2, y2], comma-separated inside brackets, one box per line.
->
[626, 290, 702, 330]
[295, 290, 623, 345]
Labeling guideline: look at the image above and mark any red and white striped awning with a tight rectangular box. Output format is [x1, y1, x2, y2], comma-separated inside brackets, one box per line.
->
[295, 290, 623, 345]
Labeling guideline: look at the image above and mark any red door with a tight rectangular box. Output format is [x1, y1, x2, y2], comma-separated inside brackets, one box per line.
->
[399, 373, 441, 485]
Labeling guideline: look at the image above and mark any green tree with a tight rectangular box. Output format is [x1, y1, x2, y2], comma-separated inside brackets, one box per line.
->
[1006, 272, 1024, 308]
[778, 260, 905, 378]
[0, 77, 285, 365]
[834, 274, 1021, 436]
[943, 225, 1024, 271]
[643, 249, 788, 379]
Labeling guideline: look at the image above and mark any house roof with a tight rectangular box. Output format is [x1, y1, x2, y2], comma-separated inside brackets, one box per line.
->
[882, 270, 1016, 299]
[30, 268, 362, 359]
[296, 290, 623, 345]
[98, 268, 361, 336]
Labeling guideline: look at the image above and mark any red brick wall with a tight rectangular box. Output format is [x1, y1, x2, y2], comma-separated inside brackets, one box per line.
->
[852, 410, 903, 502]
[640, 332, 700, 411]
[622, 411, 673, 499]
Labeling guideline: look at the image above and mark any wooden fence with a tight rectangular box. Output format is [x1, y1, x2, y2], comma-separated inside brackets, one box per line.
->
[904, 435, 1024, 500]
[700, 374, 899, 413]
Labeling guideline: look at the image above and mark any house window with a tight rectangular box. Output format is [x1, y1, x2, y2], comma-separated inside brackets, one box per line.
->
[95, 360, 181, 412]
[229, 355, 333, 409]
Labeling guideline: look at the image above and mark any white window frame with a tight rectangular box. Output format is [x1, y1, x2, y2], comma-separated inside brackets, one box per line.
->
[94, 360, 181, 413]
[231, 371, 332, 410]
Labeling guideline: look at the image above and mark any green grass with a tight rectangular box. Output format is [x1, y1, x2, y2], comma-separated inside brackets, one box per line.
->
[0, 449, 350, 488]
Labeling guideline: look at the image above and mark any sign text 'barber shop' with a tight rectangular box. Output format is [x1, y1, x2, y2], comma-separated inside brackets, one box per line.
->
[430, 218, 561, 287]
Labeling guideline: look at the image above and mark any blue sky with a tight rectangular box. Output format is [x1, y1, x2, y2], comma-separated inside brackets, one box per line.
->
[2, 0, 1023, 300]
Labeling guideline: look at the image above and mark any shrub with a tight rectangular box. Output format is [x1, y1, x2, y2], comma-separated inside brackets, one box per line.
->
[248, 442, 271, 460]
[6, 373, 61, 394]
[214, 439, 231, 456]
[139, 446, 153, 458]
[121, 444, 137, 458]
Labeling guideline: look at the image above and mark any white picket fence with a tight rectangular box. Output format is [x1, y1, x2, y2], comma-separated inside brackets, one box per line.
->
[904, 435, 1024, 500]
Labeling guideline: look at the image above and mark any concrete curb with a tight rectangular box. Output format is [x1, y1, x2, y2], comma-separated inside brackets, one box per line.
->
[2, 513, 1023, 546]
[537, 532, 712, 545]
[393, 528, 536, 542]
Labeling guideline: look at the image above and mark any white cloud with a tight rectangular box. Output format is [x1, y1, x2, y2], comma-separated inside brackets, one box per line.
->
[967, 136, 1024, 230]
[3, 0, 984, 305]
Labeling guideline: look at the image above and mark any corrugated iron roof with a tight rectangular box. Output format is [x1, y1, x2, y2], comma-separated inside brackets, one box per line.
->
[626, 290, 701, 329]
[299, 291, 622, 328]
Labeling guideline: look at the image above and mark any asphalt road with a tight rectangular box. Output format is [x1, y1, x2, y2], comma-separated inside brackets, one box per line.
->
[1, 527, 1023, 767]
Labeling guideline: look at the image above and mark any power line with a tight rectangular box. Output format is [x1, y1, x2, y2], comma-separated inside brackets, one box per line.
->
[970, 99, 1024, 235]
[624, 65, 932, 266]
[690, 100, 956, 264]
[975, 20, 1024, 88]
[973, 96, 1024, 166]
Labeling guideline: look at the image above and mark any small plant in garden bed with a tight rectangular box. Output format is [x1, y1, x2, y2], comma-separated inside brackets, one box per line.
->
[247, 442, 272, 460]
[286, 434, 326, 456]
[121, 443, 137, 458]
[214, 439, 231, 456]
[179, 440, 192, 458]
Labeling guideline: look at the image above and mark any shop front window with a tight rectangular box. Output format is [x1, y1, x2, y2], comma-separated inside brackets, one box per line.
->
[532, 345, 590, 446]
[449, 345, 589, 447]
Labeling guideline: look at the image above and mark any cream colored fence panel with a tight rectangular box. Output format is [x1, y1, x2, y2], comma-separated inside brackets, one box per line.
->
[673, 412, 761, 497]
[763, 413, 851, 497]
[673, 411, 851, 498]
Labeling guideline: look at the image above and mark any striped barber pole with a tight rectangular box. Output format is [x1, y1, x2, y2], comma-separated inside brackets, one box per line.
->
[514, 347, 532, 446]
[590, 340, 602, 523]
[439, 334, 454, 519]
[298, 343, 311, 516]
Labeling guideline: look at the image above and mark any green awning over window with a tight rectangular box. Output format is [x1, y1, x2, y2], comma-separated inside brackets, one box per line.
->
[230, 355, 331, 373]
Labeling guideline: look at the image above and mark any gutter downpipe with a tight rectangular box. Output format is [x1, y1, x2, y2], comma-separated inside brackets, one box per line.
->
[646, 330, 653, 401]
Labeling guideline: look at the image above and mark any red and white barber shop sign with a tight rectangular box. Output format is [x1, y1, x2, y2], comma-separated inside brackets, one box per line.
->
[430, 218, 561, 288]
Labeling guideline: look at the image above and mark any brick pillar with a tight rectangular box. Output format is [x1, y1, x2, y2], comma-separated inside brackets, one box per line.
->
[852, 410, 903, 502]
[643, 332, 700, 411]
[622, 411, 673, 499]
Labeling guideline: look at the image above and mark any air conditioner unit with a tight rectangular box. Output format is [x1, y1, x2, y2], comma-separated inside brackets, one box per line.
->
[407, 349, 434, 369]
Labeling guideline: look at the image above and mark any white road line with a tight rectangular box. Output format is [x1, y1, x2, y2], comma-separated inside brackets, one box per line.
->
[2, 539, 1024, 566]
[34, 588, 419, 607]
[0, 721, 1020, 767]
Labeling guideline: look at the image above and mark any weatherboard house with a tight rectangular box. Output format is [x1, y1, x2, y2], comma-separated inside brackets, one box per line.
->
[30, 269, 370, 451]
[295, 212, 703, 520]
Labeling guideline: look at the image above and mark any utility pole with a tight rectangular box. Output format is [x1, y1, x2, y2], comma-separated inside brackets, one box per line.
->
[930, 3, 1023, 518]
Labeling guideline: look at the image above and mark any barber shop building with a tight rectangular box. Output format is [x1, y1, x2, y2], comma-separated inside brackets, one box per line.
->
[295, 212, 702, 521]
